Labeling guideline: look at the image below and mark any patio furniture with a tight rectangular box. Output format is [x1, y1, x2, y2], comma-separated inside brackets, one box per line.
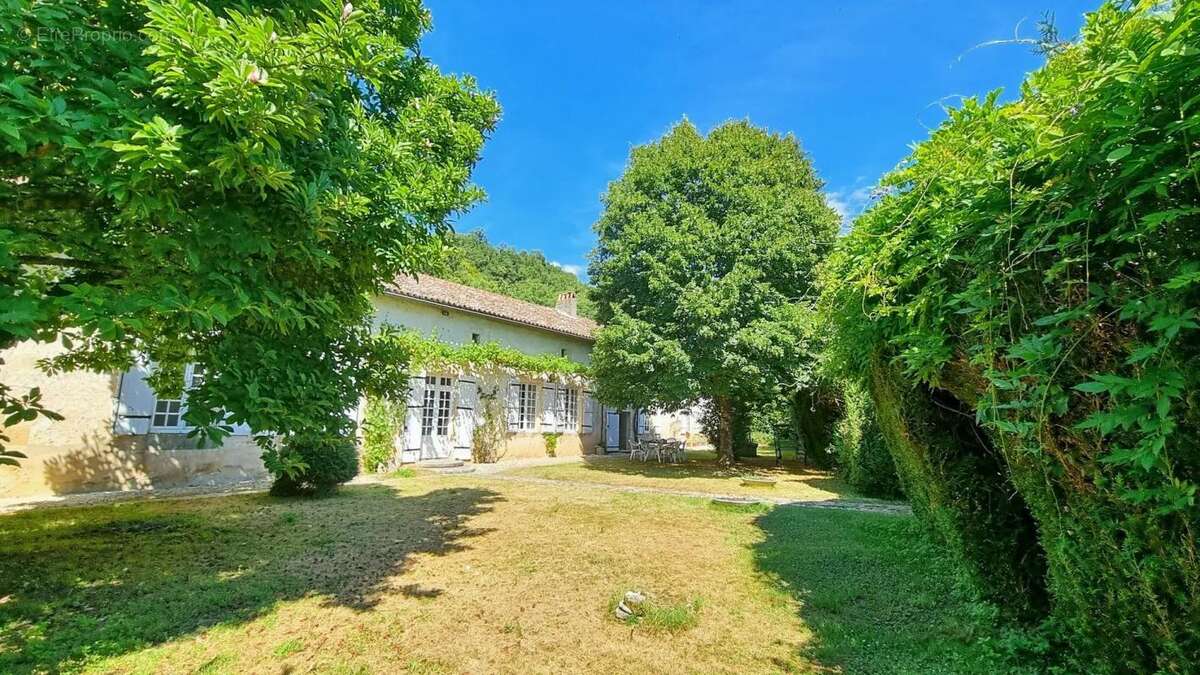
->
[649, 438, 682, 463]
[629, 440, 649, 462]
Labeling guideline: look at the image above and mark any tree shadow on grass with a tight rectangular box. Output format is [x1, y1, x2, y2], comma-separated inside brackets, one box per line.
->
[0, 484, 502, 672]
[750, 507, 1038, 674]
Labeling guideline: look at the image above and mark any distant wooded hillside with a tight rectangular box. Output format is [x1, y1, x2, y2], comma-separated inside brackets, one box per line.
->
[439, 231, 596, 319]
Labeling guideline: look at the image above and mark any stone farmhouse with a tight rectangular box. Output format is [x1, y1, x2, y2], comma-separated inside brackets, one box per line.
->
[1, 275, 705, 498]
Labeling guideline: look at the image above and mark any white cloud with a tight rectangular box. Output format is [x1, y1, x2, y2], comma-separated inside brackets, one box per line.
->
[551, 261, 585, 278]
[825, 185, 875, 234]
[826, 192, 850, 221]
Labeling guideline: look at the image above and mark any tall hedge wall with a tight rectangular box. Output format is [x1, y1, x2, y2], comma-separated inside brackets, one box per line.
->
[821, 2, 1199, 670]
[830, 382, 903, 498]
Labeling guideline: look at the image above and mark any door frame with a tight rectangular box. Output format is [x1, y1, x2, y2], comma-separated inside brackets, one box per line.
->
[604, 409, 620, 452]
[419, 375, 456, 460]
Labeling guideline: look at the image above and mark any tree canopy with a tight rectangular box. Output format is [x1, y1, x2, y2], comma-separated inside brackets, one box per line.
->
[439, 230, 595, 318]
[589, 120, 838, 463]
[0, 0, 498, 461]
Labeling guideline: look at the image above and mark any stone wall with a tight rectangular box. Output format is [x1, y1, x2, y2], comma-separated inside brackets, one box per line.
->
[1, 340, 266, 498]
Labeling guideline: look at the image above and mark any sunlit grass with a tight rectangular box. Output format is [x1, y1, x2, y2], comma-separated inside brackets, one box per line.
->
[505, 450, 874, 502]
[0, 475, 1028, 673]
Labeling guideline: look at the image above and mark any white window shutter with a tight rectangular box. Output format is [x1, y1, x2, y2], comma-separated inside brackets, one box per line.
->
[582, 390, 594, 432]
[506, 381, 520, 431]
[403, 375, 426, 451]
[556, 387, 569, 432]
[455, 378, 476, 453]
[541, 383, 556, 431]
[113, 361, 156, 435]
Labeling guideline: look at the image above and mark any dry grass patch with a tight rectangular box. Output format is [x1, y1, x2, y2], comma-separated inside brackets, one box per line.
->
[1, 474, 1028, 673]
[0, 476, 808, 674]
[504, 450, 867, 502]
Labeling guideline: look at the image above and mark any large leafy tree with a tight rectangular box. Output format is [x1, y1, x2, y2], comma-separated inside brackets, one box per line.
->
[0, 0, 498, 463]
[589, 120, 838, 464]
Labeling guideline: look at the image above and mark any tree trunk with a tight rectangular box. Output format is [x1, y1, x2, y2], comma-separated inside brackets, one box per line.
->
[730, 401, 757, 458]
[716, 395, 736, 466]
[791, 387, 839, 468]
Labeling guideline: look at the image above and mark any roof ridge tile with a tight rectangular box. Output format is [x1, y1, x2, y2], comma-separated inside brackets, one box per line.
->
[384, 274, 597, 341]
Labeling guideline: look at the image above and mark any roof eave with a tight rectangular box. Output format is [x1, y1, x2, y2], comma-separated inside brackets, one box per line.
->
[378, 289, 596, 343]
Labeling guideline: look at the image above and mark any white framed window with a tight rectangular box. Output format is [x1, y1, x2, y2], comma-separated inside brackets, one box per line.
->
[151, 364, 205, 431]
[514, 382, 537, 431]
[422, 376, 453, 437]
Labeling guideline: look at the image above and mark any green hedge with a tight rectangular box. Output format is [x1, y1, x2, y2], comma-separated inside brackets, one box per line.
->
[821, 3, 1200, 670]
[269, 435, 359, 497]
[831, 383, 902, 499]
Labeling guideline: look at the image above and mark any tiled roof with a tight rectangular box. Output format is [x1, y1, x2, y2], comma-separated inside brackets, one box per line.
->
[383, 274, 597, 341]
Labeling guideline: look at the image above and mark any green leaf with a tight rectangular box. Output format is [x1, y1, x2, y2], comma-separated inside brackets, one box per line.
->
[1106, 145, 1132, 162]
[1074, 380, 1112, 394]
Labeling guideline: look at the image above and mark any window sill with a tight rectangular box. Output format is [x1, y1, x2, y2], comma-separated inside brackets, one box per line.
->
[136, 428, 252, 436]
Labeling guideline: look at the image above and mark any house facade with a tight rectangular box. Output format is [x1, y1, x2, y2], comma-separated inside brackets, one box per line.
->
[373, 275, 610, 463]
[0, 275, 662, 498]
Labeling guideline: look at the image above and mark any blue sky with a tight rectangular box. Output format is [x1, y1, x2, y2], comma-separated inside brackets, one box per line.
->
[422, 1, 1098, 279]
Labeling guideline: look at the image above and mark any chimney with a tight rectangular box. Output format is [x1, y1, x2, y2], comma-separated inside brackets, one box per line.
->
[555, 291, 577, 317]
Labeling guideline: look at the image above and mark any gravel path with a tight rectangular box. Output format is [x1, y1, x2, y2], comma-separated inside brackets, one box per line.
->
[0, 475, 387, 515]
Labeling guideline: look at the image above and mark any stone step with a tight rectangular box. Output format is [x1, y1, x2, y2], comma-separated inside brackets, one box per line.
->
[434, 466, 476, 475]
[418, 459, 464, 469]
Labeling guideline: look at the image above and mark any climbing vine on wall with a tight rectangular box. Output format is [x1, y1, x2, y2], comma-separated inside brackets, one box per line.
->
[471, 384, 509, 463]
[379, 328, 590, 382]
[361, 396, 404, 473]
[360, 329, 591, 465]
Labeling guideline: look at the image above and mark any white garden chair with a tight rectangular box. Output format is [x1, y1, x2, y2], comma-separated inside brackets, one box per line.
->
[665, 440, 686, 463]
[629, 440, 649, 462]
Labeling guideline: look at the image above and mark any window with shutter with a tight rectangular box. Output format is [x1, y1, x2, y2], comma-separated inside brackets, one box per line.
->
[508, 382, 537, 432]
[581, 391, 595, 432]
[151, 364, 205, 432]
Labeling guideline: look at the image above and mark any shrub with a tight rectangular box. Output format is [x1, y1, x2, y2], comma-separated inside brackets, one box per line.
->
[269, 434, 359, 497]
[542, 432, 561, 457]
[821, 4, 1200, 669]
[831, 385, 901, 499]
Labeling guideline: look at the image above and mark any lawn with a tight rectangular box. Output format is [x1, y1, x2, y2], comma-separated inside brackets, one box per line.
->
[0, 475, 1034, 674]
[503, 450, 871, 503]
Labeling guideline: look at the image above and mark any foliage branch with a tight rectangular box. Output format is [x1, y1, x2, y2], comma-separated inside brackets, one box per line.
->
[0, 0, 499, 467]
[820, 2, 1200, 668]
